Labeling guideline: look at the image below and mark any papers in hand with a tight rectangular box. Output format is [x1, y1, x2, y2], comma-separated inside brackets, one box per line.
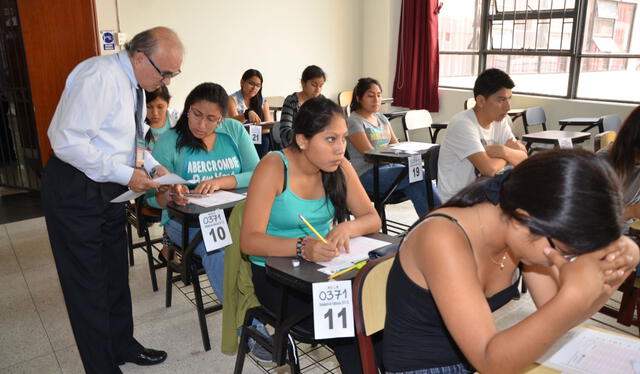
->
[110, 173, 189, 203]
[186, 190, 246, 208]
[537, 325, 640, 374]
[316, 236, 391, 275]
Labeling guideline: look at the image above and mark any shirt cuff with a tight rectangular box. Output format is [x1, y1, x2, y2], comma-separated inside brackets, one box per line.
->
[114, 165, 135, 186]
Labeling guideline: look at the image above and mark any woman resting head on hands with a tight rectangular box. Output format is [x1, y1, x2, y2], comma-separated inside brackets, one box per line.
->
[276, 65, 326, 148]
[240, 97, 381, 373]
[227, 69, 272, 158]
[383, 148, 639, 374]
[148, 82, 259, 303]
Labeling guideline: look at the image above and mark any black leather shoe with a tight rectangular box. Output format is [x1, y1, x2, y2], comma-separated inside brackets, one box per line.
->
[122, 348, 167, 366]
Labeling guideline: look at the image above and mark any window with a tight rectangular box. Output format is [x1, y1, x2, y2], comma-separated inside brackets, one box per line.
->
[439, 0, 640, 103]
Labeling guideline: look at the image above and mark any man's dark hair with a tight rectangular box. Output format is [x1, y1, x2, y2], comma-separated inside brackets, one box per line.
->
[473, 68, 515, 98]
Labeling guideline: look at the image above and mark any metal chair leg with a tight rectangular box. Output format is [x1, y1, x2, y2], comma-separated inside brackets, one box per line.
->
[126, 221, 135, 266]
[144, 230, 159, 291]
[190, 260, 211, 351]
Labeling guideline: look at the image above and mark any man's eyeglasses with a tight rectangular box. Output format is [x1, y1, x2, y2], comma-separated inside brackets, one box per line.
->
[546, 237, 578, 263]
[144, 53, 181, 80]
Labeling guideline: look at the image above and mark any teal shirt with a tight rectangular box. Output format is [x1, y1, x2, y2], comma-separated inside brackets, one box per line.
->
[148, 118, 259, 224]
[249, 151, 335, 267]
[145, 116, 172, 151]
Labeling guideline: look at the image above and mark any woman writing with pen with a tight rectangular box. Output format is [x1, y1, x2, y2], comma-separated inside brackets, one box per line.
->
[240, 97, 381, 372]
[147, 82, 259, 302]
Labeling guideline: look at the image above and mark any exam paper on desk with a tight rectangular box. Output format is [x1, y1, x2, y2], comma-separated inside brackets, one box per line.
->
[187, 190, 246, 208]
[316, 236, 391, 275]
[388, 141, 437, 152]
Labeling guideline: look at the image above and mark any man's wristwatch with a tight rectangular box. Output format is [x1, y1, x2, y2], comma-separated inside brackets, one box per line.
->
[149, 166, 160, 178]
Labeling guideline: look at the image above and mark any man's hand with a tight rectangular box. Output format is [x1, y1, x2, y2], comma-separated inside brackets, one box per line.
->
[128, 169, 160, 192]
[506, 138, 527, 153]
[153, 165, 170, 178]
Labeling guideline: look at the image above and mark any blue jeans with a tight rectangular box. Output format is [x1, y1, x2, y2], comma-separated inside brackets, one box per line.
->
[360, 163, 441, 216]
[165, 219, 225, 303]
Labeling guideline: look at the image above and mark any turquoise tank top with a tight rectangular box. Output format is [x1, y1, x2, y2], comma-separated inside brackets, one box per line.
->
[249, 151, 335, 267]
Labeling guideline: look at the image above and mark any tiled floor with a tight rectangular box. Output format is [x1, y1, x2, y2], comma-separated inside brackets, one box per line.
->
[0, 201, 637, 373]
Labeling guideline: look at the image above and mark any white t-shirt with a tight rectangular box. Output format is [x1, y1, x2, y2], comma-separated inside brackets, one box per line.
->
[437, 109, 515, 202]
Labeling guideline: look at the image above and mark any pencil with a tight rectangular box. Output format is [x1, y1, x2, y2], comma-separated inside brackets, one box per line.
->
[298, 214, 328, 243]
[328, 260, 368, 279]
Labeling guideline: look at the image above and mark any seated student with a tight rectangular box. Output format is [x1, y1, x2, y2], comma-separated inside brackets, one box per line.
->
[148, 82, 260, 303]
[347, 77, 441, 217]
[144, 86, 179, 151]
[438, 68, 527, 203]
[384, 149, 639, 374]
[598, 105, 640, 220]
[276, 65, 326, 148]
[227, 69, 272, 158]
[240, 97, 381, 372]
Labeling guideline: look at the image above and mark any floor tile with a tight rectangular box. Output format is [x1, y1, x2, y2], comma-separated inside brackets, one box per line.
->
[0, 353, 61, 374]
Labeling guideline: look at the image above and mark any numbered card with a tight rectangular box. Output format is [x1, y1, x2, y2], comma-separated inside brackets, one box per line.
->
[557, 137, 573, 149]
[249, 125, 262, 144]
[312, 280, 354, 339]
[408, 154, 423, 183]
[198, 209, 232, 253]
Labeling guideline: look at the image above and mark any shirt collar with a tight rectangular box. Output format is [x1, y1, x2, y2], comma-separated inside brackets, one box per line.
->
[116, 50, 139, 89]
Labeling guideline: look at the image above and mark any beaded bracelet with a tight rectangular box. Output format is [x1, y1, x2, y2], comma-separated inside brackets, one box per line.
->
[295, 236, 308, 259]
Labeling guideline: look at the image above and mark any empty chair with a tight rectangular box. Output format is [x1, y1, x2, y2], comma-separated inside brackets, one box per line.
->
[522, 106, 548, 134]
[402, 109, 446, 143]
[594, 131, 617, 152]
[601, 114, 622, 132]
[338, 90, 353, 115]
[464, 97, 476, 110]
[265, 96, 285, 121]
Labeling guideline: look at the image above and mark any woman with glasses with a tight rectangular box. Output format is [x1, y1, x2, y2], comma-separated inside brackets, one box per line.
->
[383, 149, 639, 374]
[147, 82, 260, 304]
[144, 86, 179, 151]
[276, 65, 326, 148]
[228, 69, 272, 158]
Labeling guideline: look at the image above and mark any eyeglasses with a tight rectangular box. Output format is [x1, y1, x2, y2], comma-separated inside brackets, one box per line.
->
[144, 53, 181, 80]
[189, 107, 221, 125]
[546, 237, 578, 262]
[245, 81, 262, 89]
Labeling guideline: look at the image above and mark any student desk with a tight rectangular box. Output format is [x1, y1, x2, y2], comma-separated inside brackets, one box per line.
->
[521, 130, 591, 152]
[558, 117, 603, 133]
[365, 144, 437, 233]
[263, 234, 400, 365]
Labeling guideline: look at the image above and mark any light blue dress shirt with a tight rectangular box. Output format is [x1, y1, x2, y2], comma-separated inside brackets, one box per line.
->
[47, 50, 159, 185]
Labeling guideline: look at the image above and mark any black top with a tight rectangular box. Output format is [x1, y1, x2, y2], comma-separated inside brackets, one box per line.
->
[383, 213, 520, 372]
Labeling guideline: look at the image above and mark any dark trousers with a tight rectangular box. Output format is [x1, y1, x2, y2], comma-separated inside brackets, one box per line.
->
[41, 157, 142, 374]
[251, 263, 363, 374]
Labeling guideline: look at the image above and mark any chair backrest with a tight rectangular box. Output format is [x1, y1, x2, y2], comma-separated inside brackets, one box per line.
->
[338, 90, 353, 109]
[522, 106, 547, 133]
[600, 114, 622, 132]
[352, 255, 396, 374]
[425, 145, 440, 184]
[464, 97, 476, 110]
[265, 96, 285, 121]
[594, 131, 617, 152]
[402, 110, 433, 141]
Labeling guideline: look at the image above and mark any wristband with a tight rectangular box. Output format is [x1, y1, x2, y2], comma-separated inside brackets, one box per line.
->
[295, 236, 308, 259]
[244, 110, 251, 120]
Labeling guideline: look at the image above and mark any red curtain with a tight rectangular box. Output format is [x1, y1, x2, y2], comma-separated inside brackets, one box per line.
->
[392, 0, 441, 112]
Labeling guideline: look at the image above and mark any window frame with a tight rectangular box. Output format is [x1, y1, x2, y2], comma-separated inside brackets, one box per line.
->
[438, 0, 640, 104]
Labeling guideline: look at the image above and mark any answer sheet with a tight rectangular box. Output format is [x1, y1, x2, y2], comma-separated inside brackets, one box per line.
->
[316, 236, 391, 275]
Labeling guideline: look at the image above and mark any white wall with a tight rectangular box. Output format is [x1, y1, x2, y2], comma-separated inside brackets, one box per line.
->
[95, 0, 363, 110]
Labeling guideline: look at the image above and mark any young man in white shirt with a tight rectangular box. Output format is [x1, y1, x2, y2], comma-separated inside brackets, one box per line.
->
[438, 69, 528, 202]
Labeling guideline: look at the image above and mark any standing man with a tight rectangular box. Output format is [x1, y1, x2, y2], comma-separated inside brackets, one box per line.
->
[42, 27, 183, 373]
[437, 68, 528, 202]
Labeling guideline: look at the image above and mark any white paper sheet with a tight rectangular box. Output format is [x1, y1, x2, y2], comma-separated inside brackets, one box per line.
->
[316, 236, 391, 275]
[187, 190, 246, 208]
[110, 173, 189, 203]
[388, 141, 437, 152]
[537, 326, 640, 374]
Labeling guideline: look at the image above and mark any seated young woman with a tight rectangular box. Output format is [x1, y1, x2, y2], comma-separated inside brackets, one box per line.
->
[227, 69, 272, 158]
[240, 97, 381, 372]
[144, 86, 179, 151]
[346, 77, 441, 217]
[148, 82, 260, 302]
[277, 65, 326, 148]
[383, 148, 639, 374]
[597, 105, 640, 220]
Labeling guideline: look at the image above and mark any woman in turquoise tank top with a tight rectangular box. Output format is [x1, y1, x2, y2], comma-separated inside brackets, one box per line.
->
[240, 97, 381, 373]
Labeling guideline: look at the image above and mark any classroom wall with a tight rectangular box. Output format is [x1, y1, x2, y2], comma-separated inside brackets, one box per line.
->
[94, 0, 364, 110]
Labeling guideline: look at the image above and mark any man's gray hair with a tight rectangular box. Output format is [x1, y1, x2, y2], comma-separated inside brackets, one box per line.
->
[124, 29, 156, 57]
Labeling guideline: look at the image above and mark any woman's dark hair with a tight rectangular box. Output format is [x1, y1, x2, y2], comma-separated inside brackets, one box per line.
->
[443, 149, 623, 254]
[609, 105, 640, 186]
[241, 69, 265, 120]
[289, 97, 348, 224]
[301, 65, 326, 83]
[145, 86, 171, 104]
[349, 77, 382, 113]
[175, 82, 229, 152]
